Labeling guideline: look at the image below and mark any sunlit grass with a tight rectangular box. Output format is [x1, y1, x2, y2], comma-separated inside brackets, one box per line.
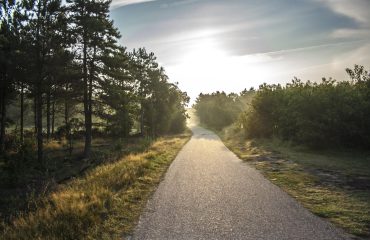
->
[1, 131, 191, 239]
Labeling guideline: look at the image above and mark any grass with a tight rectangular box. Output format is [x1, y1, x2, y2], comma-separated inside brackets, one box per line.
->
[219, 125, 370, 238]
[0, 136, 155, 220]
[1, 131, 191, 239]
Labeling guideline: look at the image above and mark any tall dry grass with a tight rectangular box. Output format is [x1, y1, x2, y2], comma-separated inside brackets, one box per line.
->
[1, 132, 191, 239]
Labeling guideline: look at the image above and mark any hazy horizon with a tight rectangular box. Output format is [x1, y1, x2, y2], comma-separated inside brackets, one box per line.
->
[110, 0, 370, 102]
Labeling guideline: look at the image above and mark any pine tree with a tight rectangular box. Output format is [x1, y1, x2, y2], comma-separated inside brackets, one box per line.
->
[21, 0, 64, 162]
[67, 0, 120, 158]
[99, 47, 134, 137]
[130, 48, 158, 136]
[0, 0, 20, 153]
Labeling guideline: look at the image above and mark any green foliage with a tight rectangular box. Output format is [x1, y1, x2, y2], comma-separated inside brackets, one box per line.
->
[243, 65, 370, 149]
[144, 80, 189, 136]
[130, 48, 189, 136]
[98, 47, 135, 137]
[0, 0, 189, 159]
[193, 89, 255, 130]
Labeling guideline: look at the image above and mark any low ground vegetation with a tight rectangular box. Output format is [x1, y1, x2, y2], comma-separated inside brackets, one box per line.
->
[1, 131, 191, 239]
[0, 136, 153, 220]
[221, 125, 370, 237]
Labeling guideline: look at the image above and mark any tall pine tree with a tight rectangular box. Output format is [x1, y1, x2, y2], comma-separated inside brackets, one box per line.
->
[67, 0, 120, 157]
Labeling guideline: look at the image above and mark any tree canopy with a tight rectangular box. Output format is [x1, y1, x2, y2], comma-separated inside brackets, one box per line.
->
[0, 0, 189, 162]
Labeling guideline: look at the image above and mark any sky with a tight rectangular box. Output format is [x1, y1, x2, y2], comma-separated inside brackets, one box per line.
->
[110, 0, 370, 102]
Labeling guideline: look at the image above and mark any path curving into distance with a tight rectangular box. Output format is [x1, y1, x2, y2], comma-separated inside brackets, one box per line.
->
[132, 125, 351, 240]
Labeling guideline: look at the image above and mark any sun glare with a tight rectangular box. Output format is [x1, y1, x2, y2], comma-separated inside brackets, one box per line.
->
[169, 35, 278, 98]
[180, 38, 228, 69]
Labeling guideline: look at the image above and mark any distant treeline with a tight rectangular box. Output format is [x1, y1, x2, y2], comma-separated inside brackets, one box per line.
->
[194, 89, 255, 130]
[0, 0, 189, 161]
[194, 65, 370, 149]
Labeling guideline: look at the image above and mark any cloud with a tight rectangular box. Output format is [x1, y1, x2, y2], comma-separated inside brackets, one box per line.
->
[316, 0, 370, 24]
[111, 0, 370, 102]
[332, 42, 370, 68]
[331, 28, 370, 39]
[115, 0, 363, 62]
[159, 0, 199, 8]
[110, 0, 156, 9]
[314, 0, 370, 41]
[111, 0, 198, 9]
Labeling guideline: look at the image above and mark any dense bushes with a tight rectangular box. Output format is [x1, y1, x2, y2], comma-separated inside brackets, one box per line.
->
[195, 65, 370, 149]
[242, 65, 370, 148]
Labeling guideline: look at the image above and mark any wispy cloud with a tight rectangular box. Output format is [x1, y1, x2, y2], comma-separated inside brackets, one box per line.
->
[316, 0, 370, 40]
[258, 40, 365, 57]
[111, 0, 156, 9]
[316, 0, 370, 24]
[159, 0, 199, 8]
[331, 28, 370, 39]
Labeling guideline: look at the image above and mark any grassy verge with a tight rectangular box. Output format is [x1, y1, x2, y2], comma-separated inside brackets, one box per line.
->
[0, 137, 154, 220]
[219, 125, 370, 238]
[1, 131, 191, 239]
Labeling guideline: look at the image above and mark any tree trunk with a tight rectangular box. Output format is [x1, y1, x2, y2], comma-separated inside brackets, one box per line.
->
[34, 95, 38, 135]
[36, 84, 43, 163]
[151, 101, 155, 137]
[46, 88, 51, 141]
[20, 81, 24, 143]
[64, 84, 69, 127]
[64, 84, 73, 155]
[83, 38, 91, 158]
[0, 77, 6, 153]
[34, 0, 45, 164]
[51, 96, 55, 135]
[87, 48, 96, 150]
[140, 100, 144, 136]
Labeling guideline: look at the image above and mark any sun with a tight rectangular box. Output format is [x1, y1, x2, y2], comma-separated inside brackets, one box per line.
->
[176, 37, 230, 84]
[181, 38, 228, 68]
[166, 32, 279, 102]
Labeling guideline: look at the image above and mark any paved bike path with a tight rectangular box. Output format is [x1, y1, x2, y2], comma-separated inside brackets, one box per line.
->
[132, 126, 350, 240]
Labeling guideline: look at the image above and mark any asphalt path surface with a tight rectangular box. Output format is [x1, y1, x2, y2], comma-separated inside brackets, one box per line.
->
[132, 126, 351, 240]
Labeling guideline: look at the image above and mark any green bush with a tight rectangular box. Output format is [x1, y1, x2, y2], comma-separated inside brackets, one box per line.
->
[243, 65, 370, 149]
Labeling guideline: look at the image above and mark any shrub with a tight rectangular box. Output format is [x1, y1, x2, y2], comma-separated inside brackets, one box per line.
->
[242, 65, 370, 149]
